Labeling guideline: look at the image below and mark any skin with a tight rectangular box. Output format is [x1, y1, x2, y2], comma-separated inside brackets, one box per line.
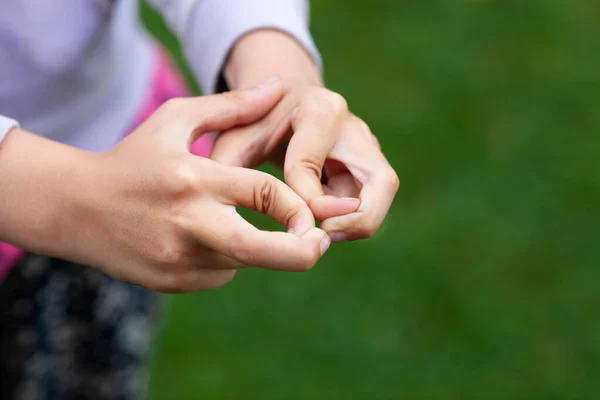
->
[0, 80, 330, 293]
[212, 29, 399, 242]
[0, 29, 398, 293]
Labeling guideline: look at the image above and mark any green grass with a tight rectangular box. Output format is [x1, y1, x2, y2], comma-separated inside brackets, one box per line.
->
[141, 1, 600, 398]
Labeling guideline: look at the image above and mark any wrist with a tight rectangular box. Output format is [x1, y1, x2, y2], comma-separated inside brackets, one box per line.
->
[224, 29, 323, 91]
[0, 128, 99, 260]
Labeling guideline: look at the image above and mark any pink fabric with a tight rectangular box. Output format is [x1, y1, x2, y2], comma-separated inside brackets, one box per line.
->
[0, 50, 213, 282]
[0, 243, 21, 281]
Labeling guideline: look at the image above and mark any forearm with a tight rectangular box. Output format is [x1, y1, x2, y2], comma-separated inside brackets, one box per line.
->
[224, 29, 323, 90]
[0, 128, 92, 258]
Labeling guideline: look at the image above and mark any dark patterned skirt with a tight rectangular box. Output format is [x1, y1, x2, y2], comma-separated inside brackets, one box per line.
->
[0, 254, 160, 400]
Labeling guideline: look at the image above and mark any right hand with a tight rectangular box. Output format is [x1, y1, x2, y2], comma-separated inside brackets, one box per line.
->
[69, 77, 330, 293]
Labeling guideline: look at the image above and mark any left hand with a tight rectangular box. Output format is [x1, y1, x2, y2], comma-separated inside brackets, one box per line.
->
[211, 81, 399, 242]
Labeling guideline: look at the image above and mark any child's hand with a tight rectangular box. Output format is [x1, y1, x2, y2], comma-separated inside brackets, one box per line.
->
[71, 78, 330, 292]
[209, 30, 399, 244]
[211, 84, 399, 243]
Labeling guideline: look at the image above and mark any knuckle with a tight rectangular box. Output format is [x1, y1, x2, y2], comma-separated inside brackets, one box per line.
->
[167, 161, 201, 196]
[371, 133, 382, 150]
[281, 205, 300, 227]
[353, 114, 370, 132]
[154, 238, 186, 267]
[386, 168, 400, 191]
[327, 91, 349, 115]
[349, 114, 380, 148]
[285, 153, 323, 182]
[301, 89, 348, 119]
[254, 177, 278, 215]
[392, 172, 400, 191]
[301, 156, 324, 180]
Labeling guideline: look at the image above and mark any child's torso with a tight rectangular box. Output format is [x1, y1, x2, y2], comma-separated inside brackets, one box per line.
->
[0, 0, 155, 151]
[0, 0, 115, 77]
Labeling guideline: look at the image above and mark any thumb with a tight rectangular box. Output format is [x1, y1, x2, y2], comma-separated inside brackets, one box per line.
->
[163, 76, 284, 151]
[210, 125, 266, 167]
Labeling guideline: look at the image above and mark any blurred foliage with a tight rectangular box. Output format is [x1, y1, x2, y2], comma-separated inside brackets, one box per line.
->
[141, 1, 600, 398]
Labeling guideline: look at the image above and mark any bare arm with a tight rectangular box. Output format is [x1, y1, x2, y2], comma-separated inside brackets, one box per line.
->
[0, 83, 330, 292]
[0, 128, 93, 259]
[147, 0, 398, 241]
[224, 29, 322, 90]
[214, 29, 400, 242]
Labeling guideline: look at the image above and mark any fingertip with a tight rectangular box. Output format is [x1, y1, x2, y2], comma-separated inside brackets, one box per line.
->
[310, 195, 360, 221]
[319, 213, 354, 238]
[299, 227, 331, 256]
[320, 234, 331, 256]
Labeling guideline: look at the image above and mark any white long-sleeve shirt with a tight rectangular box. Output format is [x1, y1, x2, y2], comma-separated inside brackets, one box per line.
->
[0, 0, 320, 151]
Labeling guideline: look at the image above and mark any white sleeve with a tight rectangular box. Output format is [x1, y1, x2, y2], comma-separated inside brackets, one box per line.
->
[0, 115, 19, 145]
[146, 0, 322, 94]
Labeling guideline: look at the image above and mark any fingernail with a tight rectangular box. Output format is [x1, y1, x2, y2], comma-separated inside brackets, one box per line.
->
[320, 235, 331, 256]
[287, 228, 296, 235]
[255, 75, 279, 88]
[329, 232, 349, 243]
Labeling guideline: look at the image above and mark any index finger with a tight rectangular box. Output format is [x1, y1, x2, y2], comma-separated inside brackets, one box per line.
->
[283, 89, 347, 205]
[216, 164, 317, 235]
[188, 160, 333, 271]
[190, 207, 330, 272]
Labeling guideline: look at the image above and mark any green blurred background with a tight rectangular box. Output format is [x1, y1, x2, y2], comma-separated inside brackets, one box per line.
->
[141, 1, 600, 398]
